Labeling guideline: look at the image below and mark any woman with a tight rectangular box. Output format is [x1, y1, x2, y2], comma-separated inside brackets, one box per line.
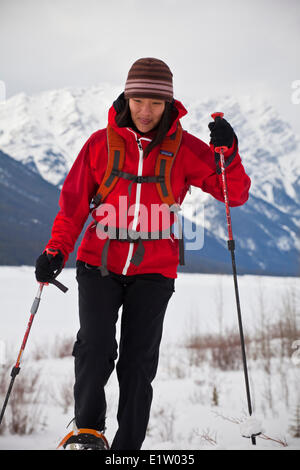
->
[35, 58, 251, 450]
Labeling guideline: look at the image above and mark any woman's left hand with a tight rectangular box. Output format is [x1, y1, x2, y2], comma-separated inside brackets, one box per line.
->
[208, 117, 235, 149]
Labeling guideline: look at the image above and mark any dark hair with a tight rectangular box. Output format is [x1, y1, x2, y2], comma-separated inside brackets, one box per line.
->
[114, 94, 177, 158]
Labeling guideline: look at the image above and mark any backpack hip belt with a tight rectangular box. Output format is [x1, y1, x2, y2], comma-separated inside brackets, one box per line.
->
[95, 221, 183, 277]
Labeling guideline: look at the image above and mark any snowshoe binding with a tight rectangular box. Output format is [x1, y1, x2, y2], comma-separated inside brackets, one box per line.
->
[57, 428, 110, 450]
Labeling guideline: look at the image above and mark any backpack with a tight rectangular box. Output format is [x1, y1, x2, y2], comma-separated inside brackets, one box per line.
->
[89, 123, 185, 275]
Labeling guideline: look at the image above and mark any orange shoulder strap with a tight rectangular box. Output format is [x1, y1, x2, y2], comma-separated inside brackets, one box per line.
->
[91, 124, 126, 207]
[155, 122, 183, 207]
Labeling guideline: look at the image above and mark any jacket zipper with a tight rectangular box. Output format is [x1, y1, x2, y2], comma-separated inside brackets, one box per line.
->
[122, 133, 149, 275]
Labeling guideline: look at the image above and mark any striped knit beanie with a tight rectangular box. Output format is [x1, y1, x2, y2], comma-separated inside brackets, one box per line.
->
[124, 58, 173, 102]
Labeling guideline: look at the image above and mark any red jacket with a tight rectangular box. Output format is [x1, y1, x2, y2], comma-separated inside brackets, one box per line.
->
[45, 99, 251, 278]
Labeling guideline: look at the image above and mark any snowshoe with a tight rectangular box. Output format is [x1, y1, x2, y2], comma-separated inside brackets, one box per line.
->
[57, 428, 110, 450]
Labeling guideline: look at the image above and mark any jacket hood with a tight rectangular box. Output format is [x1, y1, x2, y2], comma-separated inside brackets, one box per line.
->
[108, 93, 188, 138]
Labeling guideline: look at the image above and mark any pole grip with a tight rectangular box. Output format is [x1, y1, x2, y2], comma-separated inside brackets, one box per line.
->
[44, 248, 68, 293]
[211, 112, 228, 154]
[211, 111, 224, 120]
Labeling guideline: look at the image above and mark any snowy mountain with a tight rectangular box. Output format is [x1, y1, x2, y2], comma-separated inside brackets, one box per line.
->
[0, 85, 299, 275]
[0, 84, 119, 186]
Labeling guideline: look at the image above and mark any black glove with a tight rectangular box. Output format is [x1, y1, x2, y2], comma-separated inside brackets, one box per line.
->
[208, 117, 235, 149]
[35, 248, 64, 283]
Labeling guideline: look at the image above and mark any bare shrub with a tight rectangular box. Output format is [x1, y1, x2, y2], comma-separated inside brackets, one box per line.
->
[185, 343, 208, 368]
[276, 286, 300, 359]
[162, 347, 189, 379]
[192, 427, 217, 447]
[49, 375, 74, 414]
[214, 411, 288, 448]
[0, 363, 11, 396]
[212, 385, 219, 407]
[189, 387, 205, 405]
[9, 395, 45, 435]
[184, 327, 249, 371]
[259, 433, 288, 447]
[184, 282, 300, 371]
[148, 405, 176, 442]
[30, 342, 49, 361]
[1, 366, 47, 435]
[289, 403, 300, 438]
[167, 362, 187, 380]
[0, 365, 9, 435]
[51, 335, 74, 358]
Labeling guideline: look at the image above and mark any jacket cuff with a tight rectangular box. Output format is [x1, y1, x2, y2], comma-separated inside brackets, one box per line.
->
[44, 243, 68, 267]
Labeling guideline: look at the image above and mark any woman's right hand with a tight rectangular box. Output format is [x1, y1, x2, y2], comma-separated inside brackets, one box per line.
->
[35, 248, 64, 283]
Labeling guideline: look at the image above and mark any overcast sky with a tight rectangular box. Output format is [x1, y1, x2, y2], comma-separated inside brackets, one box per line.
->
[1, 0, 300, 134]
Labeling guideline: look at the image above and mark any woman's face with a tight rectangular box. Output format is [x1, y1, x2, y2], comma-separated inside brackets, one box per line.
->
[129, 98, 165, 133]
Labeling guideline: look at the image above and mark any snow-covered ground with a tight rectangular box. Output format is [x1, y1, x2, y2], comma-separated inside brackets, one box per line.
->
[0, 266, 299, 450]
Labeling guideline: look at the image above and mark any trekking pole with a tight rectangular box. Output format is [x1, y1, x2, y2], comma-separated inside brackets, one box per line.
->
[211, 112, 257, 445]
[0, 267, 68, 427]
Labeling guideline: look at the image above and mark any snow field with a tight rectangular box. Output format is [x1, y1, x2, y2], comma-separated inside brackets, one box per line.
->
[0, 267, 299, 450]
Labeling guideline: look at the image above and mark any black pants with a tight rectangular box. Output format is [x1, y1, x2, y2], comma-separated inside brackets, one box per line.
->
[72, 261, 175, 450]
